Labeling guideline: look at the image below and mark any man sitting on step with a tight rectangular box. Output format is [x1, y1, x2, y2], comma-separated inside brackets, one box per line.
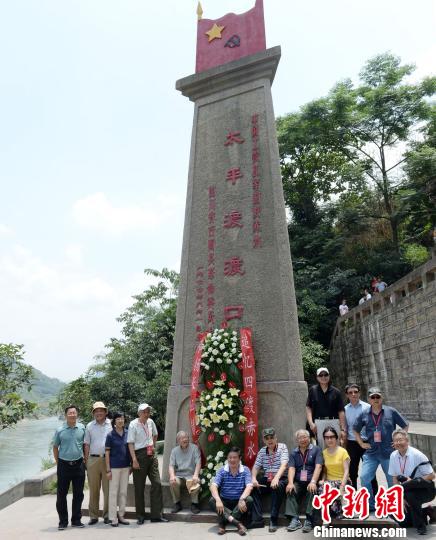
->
[168, 431, 201, 514]
[209, 446, 253, 536]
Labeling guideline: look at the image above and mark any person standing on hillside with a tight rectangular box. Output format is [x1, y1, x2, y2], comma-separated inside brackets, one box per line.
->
[52, 405, 86, 530]
[84, 401, 112, 525]
[306, 368, 347, 449]
[339, 299, 349, 317]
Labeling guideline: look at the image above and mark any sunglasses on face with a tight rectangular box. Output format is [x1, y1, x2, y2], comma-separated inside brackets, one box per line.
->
[370, 395, 381, 400]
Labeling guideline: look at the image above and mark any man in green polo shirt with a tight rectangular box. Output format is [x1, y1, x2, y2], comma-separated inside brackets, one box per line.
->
[53, 405, 86, 530]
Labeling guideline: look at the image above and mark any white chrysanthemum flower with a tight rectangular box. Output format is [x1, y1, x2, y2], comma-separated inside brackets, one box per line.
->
[219, 344, 225, 350]
[233, 358, 239, 363]
[232, 331, 237, 336]
[224, 333, 229, 337]
[229, 410, 234, 415]
[208, 347, 212, 352]
[214, 427, 219, 432]
[238, 353, 242, 358]
[228, 422, 234, 428]
[213, 341, 218, 346]
[217, 451, 224, 458]
[208, 462, 213, 469]
[207, 473, 212, 479]
[231, 349, 237, 354]
[223, 352, 229, 357]
[212, 349, 218, 355]
[226, 359, 232, 364]
[216, 358, 222, 364]
[216, 335, 221, 341]
[206, 395, 211, 400]
[207, 333, 212, 338]
[219, 430, 225, 436]
[204, 365, 210, 370]
[201, 478, 206, 484]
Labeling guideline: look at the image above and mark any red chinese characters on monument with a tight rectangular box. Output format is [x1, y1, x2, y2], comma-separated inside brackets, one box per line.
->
[194, 266, 205, 340]
[224, 131, 245, 146]
[224, 257, 245, 276]
[224, 210, 243, 229]
[207, 186, 217, 329]
[251, 114, 262, 248]
[226, 167, 243, 186]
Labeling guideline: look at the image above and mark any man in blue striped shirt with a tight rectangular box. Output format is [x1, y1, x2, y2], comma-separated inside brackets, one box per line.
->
[251, 427, 289, 532]
[209, 447, 253, 536]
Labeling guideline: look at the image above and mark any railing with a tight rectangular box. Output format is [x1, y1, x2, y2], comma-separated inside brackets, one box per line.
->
[330, 255, 436, 347]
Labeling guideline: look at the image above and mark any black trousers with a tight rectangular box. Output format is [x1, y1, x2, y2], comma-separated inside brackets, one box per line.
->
[404, 486, 434, 529]
[56, 459, 85, 525]
[209, 496, 253, 528]
[347, 440, 378, 493]
[251, 477, 288, 524]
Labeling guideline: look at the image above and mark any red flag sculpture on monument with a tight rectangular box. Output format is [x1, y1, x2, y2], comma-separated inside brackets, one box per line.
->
[196, 0, 266, 72]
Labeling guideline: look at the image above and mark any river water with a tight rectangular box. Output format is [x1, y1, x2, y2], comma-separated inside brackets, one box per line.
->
[0, 416, 62, 493]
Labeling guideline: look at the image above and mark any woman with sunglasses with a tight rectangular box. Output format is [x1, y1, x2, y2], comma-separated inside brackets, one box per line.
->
[318, 426, 350, 519]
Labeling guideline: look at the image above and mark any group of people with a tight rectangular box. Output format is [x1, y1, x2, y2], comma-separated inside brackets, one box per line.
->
[52, 401, 167, 530]
[339, 277, 389, 315]
[53, 371, 435, 536]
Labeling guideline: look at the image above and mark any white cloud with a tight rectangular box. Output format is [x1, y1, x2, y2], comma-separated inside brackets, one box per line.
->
[65, 243, 84, 266]
[0, 223, 13, 236]
[72, 192, 181, 235]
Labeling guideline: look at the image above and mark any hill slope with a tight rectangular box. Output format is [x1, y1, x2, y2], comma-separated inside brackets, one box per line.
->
[21, 367, 65, 415]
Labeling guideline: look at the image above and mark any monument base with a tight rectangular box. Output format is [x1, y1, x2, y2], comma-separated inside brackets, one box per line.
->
[162, 380, 307, 482]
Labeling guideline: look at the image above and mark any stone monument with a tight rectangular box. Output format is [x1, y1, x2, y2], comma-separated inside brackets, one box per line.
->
[162, 0, 307, 480]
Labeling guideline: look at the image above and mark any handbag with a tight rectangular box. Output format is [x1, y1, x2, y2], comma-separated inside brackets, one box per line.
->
[400, 461, 436, 500]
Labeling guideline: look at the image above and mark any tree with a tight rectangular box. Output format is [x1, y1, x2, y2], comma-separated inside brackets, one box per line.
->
[54, 269, 179, 432]
[0, 343, 36, 430]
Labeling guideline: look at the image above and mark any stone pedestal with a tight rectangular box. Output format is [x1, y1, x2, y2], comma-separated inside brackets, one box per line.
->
[163, 47, 307, 480]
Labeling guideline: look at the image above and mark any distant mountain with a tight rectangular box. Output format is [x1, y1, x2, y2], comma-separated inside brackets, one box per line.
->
[21, 367, 65, 416]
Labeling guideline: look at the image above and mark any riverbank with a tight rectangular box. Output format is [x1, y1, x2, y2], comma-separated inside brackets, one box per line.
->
[0, 416, 61, 493]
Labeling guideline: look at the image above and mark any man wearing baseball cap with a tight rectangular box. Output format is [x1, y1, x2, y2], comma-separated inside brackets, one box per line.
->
[84, 401, 112, 524]
[127, 403, 168, 524]
[306, 368, 346, 449]
[353, 387, 408, 512]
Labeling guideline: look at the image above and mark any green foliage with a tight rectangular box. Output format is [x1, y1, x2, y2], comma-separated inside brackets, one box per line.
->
[403, 243, 430, 268]
[55, 269, 178, 432]
[277, 52, 435, 359]
[0, 343, 36, 430]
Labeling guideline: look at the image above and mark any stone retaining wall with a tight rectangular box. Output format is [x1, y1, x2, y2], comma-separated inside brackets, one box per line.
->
[329, 256, 436, 421]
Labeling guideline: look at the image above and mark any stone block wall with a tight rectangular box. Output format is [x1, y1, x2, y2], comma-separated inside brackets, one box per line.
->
[329, 257, 436, 421]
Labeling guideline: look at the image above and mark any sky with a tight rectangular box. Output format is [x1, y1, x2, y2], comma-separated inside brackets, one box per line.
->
[0, 0, 435, 382]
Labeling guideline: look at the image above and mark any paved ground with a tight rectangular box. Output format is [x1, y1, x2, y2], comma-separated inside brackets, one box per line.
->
[1, 493, 435, 540]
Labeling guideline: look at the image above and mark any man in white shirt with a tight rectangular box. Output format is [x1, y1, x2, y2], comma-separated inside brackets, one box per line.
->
[127, 403, 167, 525]
[358, 289, 372, 305]
[339, 300, 349, 317]
[84, 401, 112, 524]
[389, 429, 435, 535]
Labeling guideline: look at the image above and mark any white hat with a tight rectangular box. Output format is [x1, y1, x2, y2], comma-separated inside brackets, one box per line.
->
[138, 403, 151, 412]
[316, 367, 330, 376]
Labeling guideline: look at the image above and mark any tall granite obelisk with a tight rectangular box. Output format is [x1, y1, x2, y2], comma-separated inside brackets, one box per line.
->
[162, 0, 307, 479]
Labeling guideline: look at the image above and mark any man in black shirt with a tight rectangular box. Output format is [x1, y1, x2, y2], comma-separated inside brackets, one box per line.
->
[306, 367, 346, 449]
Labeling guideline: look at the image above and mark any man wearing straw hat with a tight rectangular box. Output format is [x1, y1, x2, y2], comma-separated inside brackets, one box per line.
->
[84, 401, 112, 524]
[168, 431, 202, 514]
